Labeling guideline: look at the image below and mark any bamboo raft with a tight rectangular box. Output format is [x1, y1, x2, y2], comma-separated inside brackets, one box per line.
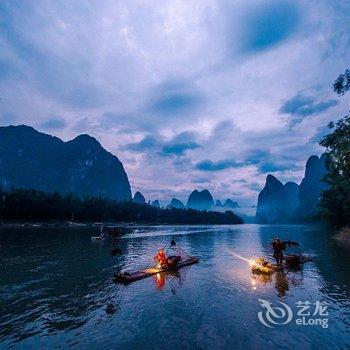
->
[252, 255, 313, 275]
[114, 256, 199, 284]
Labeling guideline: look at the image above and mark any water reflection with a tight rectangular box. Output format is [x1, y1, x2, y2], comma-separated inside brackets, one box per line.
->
[0, 227, 127, 344]
[274, 271, 289, 296]
[251, 271, 289, 296]
[251, 268, 306, 297]
[153, 266, 192, 292]
[0, 225, 349, 349]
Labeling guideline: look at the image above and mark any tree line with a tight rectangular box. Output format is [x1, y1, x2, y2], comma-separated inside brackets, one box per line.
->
[0, 188, 243, 225]
[318, 68, 350, 228]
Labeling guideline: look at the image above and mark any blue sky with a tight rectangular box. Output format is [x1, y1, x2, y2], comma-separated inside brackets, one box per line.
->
[0, 0, 349, 207]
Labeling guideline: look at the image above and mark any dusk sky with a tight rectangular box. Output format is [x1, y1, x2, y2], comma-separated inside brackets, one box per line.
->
[0, 0, 349, 207]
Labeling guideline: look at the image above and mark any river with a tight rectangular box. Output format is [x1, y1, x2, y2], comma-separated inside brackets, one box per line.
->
[0, 224, 349, 349]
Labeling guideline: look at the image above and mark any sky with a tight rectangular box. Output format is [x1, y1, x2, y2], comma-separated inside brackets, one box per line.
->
[0, 0, 349, 208]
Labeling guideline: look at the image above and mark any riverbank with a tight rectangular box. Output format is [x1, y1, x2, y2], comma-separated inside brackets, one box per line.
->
[0, 221, 246, 229]
[0, 222, 126, 229]
[0, 188, 243, 225]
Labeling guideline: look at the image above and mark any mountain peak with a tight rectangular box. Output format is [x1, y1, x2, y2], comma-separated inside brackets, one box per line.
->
[224, 199, 239, 208]
[265, 174, 283, 191]
[187, 189, 214, 211]
[0, 124, 35, 132]
[151, 200, 160, 208]
[0, 125, 131, 200]
[215, 200, 223, 207]
[167, 198, 185, 209]
[70, 134, 101, 147]
[0, 124, 62, 144]
[266, 174, 281, 183]
[297, 154, 327, 216]
[304, 155, 325, 179]
[133, 191, 146, 204]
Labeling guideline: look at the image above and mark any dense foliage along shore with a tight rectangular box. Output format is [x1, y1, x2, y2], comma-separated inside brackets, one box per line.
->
[0, 188, 243, 225]
[318, 68, 350, 228]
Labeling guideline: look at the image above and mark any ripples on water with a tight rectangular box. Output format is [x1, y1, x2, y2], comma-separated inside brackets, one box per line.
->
[0, 224, 349, 349]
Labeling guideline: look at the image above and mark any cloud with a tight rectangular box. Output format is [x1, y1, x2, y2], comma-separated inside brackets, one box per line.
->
[191, 176, 212, 184]
[147, 81, 204, 116]
[195, 159, 242, 171]
[161, 131, 201, 155]
[245, 149, 271, 165]
[245, 182, 262, 192]
[0, 0, 350, 206]
[280, 93, 338, 127]
[309, 124, 333, 144]
[237, 144, 305, 175]
[149, 93, 202, 115]
[0, 60, 19, 80]
[40, 117, 67, 130]
[194, 147, 302, 175]
[0, 112, 17, 124]
[162, 141, 200, 155]
[124, 130, 201, 157]
[240, 1, 301, 53]
[257, 161, 295, 174]
[124, 135, 158, 152]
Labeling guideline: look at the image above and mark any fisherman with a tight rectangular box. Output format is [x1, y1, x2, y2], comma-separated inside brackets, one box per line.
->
[154, 249, 168, 268]
[272, 237, 285, 266]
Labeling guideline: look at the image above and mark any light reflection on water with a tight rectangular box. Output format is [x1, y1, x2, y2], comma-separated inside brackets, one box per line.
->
[0, 224, 349, 349]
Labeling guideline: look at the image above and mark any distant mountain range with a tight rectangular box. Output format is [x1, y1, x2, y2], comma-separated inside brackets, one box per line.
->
[5, 125, 329, 225]
[143, 190, 241, 213]
[166, 198, 185, 209]
[224, 199, 239, 209]
[0, 126, 243, 217]
[255, 154, 327, 224]
[0, 125, 132, 200]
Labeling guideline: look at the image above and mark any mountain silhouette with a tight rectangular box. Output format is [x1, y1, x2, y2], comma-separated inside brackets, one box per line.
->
[255, 155, 327, 223]
[0, 125, 131, 200]
[187, 189, 214, 211]
[166, 198, 185, 209]
[133, 191, 146, 204]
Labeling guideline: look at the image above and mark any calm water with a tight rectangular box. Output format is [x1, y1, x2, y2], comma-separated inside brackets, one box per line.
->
[0, 224, 349, 349]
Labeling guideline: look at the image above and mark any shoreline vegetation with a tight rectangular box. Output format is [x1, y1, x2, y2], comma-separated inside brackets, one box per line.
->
[317, 68, 350, 229]
[0, 188, 243, 226]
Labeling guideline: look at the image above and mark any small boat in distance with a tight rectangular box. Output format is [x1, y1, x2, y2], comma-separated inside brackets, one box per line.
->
[67, 221, 86, 227]
[91, 225, 122, 240]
